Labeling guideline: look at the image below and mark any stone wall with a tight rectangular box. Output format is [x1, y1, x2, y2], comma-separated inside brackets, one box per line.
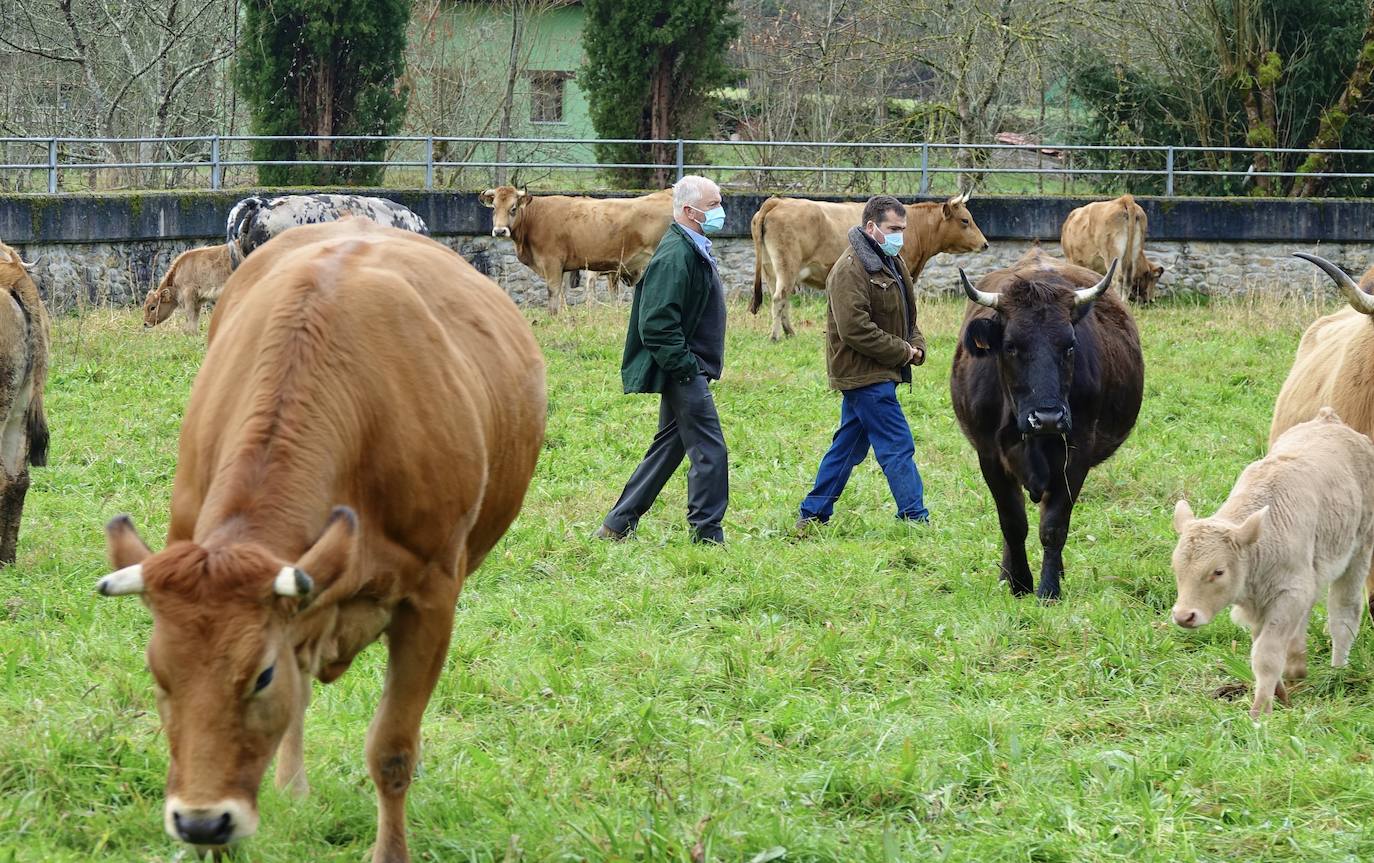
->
[12, 233, 1369, 314]
[4, 189, 1372, 312]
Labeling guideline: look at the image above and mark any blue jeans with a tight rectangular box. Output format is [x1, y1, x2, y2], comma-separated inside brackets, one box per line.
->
[800, 381, 929, 522]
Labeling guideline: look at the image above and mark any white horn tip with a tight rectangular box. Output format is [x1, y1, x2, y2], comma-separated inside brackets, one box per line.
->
[97, 564, 145, 596]
[274, 566, 313, 597]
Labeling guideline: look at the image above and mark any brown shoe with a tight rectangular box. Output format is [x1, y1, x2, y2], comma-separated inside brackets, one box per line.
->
[791, 516, 824, 539]
[594, 524, 629, 542]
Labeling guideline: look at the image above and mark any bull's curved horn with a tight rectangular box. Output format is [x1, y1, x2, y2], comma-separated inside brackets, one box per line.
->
[97, 564, 144, 596]
[960, 268, 1000, 308]
[957, 188, 971, 204]
[273, 566, 314, 597]
[1074, 258, 1117, 306]
[1294, 252, 1374, 315]
[19, 256, 40, 270]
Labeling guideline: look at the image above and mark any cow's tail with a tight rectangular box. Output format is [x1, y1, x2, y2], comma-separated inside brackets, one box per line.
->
[10, 286, 49, 467]
[749, 197, 781, 315]
[1118, 196, 1142, 296]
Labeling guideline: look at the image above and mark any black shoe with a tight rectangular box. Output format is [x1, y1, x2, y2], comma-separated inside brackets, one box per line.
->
[691, 530, 725, 546]
[594, 524, 629, 542]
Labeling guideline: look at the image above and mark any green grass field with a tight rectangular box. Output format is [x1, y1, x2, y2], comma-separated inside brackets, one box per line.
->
[3, 292, 1374, 863]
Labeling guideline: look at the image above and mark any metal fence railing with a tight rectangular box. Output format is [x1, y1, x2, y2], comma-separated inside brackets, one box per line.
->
[4, 135, 1374, 196]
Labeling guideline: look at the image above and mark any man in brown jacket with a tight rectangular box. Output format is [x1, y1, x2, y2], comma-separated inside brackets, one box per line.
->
[797, 195, 929, 529]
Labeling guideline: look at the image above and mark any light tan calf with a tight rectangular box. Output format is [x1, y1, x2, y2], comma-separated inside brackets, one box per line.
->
[1171, 408, 1374, 718]
[479, 187, 673, 313]
[0, 241, 49, 564]
[1060, 194, 1164, 303]
[144, 244, 233, 333]
[749, 193, 988, 341]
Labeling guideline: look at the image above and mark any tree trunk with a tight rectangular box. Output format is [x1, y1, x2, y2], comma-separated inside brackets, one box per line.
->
[1239, 84, 1272, 194]
[1293, 3, 1374, 197]
[649, 49, 675, 189]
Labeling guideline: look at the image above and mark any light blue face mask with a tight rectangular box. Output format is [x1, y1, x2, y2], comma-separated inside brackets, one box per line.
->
[696, 205, 726, 234]
[880, 229, 904, 257]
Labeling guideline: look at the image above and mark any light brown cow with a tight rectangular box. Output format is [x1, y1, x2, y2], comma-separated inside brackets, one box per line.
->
[1060, 194, 1165, 303]
[1172, 408, 1374, 718]
[143, 244, 233, 333]
[1273, 253, 1374, 623]
[748, 192, 989, 341]
[0, 241, 49, 565]
[95, 220, 546, 862]
[479, 186, 673, 313]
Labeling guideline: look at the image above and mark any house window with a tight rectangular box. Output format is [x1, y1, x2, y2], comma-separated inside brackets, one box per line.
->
[530, 72, 569, 124]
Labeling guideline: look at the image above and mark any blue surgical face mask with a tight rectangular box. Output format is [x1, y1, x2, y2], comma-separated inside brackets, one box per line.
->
[695, 205, 726, 234]
[880, 229, 904, 257]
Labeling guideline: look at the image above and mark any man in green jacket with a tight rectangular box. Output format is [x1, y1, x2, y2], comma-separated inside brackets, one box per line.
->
[797, 195, 930, 530]
[597, 175, 729, 544]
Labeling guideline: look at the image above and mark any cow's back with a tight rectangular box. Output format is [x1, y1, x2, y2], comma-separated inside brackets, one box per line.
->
[176, 220, 545, 568]
[760, 198, 859, 279]
[1271, 308, 1374, 444]
[518, 190, 672, 270]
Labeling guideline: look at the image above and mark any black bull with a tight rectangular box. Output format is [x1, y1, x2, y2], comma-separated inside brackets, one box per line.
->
[950, 252, 1144, 600]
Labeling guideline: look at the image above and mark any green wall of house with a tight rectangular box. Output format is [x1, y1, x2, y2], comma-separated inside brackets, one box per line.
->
[442, 2, 595, 162]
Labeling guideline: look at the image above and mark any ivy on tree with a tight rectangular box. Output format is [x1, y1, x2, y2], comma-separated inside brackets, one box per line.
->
[581, 0, 739, 188]
[236, 0, 411, 186]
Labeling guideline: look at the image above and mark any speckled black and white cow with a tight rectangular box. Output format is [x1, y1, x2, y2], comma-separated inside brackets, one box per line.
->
[225, 194, 429, 269]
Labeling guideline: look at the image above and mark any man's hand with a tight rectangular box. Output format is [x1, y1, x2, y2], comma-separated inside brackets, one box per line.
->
[907, 344, 924, 365]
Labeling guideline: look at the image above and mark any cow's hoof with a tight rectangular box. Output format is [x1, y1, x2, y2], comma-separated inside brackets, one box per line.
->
[1035, 583, 1062, 602]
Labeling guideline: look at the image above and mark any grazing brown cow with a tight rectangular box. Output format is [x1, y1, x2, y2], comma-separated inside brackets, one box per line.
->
[1060, 194, 1165, 303]
[95, 220, 547, 862]
[0, 241, 49, 565]
[143, 244, 233, 333]
[479, 186, 673, 313]
[1274, 253, 1374, 622]
[749, 192, 988, 341]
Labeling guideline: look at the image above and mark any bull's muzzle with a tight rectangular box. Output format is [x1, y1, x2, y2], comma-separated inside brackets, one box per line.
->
[491, 227, 510, 238]
[1026, 406, 1069, 435]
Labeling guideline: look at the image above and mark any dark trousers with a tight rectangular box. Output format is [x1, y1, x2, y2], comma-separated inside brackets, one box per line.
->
[800, 381, 929, 522]
[604, 375, 728, 542]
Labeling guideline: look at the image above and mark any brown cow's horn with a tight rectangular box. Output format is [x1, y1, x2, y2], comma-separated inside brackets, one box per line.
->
[1294, 252, 1374, 315]
[273, 566, 314, 597]
[97, 565, 145, 596]
[1073, 258, 1117, 306]
[20, 256, 39, 270]
[960, 268, 1000, 308]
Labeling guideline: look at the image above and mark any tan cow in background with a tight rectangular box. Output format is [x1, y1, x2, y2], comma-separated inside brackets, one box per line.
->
[749, 192, 988, 341]
[96, 220, 546, 862]
[479, 186, 673, 313]
[1060, 194, 1164, 303]
[143, 244, 233, 333]
[0, 241, 49, 565]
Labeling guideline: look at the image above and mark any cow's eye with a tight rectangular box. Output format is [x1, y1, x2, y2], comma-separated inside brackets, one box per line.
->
[509, 207, 516, 216]
[1210, 569, 1224, 580]
[961, 218, 970, 226]
[254, 665, 275, 693]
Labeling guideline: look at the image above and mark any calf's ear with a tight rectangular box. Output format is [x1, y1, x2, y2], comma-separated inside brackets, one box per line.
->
[962, 318, 1002, 356]
[1172, 499, 1194, 534]
[1233, 506, 1267, 548]
[293, 506, 359, 598]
